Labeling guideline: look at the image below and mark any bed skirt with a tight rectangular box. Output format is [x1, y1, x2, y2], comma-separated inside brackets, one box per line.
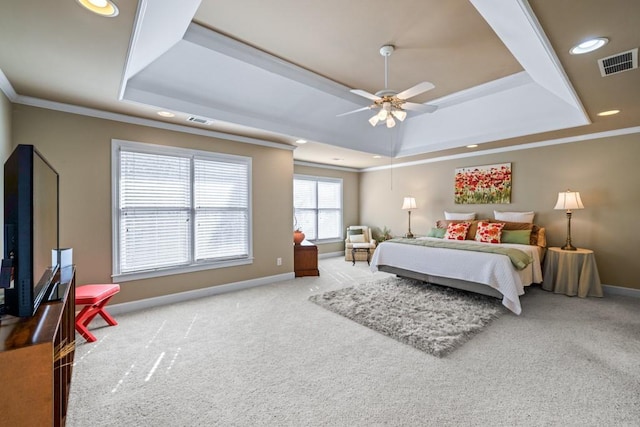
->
[377, 265, 504, 299]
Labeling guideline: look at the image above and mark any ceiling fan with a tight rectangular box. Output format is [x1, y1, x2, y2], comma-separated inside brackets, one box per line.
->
[338, 45, 438, 128]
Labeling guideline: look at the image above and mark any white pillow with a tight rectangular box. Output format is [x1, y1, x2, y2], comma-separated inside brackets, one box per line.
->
[494, 211, 535, 223]
[444, 211, 476, 220]
[349, 234, 366, 243]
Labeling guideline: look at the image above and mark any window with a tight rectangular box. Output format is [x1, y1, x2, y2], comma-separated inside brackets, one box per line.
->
[112, 140, 252, 281]
[293, 175, 342, 242]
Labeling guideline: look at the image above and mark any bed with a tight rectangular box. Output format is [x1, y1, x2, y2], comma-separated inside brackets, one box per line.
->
[369, 220, 546, 315]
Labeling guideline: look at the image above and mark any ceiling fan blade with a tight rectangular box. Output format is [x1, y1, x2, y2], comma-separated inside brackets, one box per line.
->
[396, 81, 435, 100]
[350, 89, 381, 101]
[402, 102, 438, 114]
[336, 106, 373, 117]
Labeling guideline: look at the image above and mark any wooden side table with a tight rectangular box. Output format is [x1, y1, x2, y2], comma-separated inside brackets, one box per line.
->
[294, 240, 319, 277]
[542, 247, 603, 297]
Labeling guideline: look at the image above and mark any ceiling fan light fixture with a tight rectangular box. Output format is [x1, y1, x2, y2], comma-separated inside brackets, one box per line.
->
[377, 108, 388, 121]
[368, 115, 380, 127]
[392, 109, 407, 121]
[386, 116, 396, 128]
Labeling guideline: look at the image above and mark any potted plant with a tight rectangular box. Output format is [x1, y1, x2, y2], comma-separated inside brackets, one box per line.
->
[374, 226, 392, 243]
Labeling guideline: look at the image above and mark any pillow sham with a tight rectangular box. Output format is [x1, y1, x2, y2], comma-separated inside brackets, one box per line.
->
[488, 220, 534, 231]
[501, 229, 532, 245]
[494, 211, 535, 223]
[444, 211, 476, 220]
[532, 226, 546, 247]
[444, 222, 471, 240]
[427, 227, 446, 238]
[347, 228, 364, 235]
[475, 221, 504, 244]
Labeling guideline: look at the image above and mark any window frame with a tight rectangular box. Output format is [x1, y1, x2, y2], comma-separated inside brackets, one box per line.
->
[293, 174, 343, 244]
[111, 139, 253, 282]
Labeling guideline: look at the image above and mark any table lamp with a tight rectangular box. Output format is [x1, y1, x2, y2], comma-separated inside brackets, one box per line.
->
[554, 190, 584, 251]
[402, 197, 417, 238]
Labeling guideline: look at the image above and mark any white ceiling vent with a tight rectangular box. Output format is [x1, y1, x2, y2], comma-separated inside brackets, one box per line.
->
[598, 48, 638, 77]
[187, 115, 215, 125]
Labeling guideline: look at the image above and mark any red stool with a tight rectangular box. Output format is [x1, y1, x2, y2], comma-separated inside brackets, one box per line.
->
[75, 284, 120, 342]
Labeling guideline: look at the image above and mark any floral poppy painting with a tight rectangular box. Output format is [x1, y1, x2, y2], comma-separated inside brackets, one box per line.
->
[454, 163, 511, 204]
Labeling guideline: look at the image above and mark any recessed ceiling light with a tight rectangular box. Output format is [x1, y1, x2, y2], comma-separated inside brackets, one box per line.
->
[295, 139, 307, 144]
[466, 144, 478, 148]
[373, 155, 382, 159]
[569, 37, 608, 55]
[597, 109, 620, 116]
[76, 0, 119, 17]
[157, 111, 175, 118]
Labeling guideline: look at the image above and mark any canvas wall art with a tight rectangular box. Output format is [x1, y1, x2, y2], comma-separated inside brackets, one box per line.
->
[454, 163, 511, 204]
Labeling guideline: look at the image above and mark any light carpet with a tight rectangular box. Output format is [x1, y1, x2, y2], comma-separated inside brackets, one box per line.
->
[66, 257, 640, 426]
[309, 277, 504, 357]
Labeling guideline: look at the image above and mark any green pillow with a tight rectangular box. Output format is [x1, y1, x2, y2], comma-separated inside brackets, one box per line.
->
[501, 229, 531, 245]
[347, 228, 364, 236]
[427, 227, 446, 238]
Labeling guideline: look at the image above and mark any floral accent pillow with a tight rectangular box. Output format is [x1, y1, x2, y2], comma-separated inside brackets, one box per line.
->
[444, 222, 471, 240]
[475, 221, 505, 244]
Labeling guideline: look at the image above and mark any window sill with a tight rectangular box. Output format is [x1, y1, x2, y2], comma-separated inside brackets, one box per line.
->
[308, 238, 344, 245]
[113, 257, 254, 282]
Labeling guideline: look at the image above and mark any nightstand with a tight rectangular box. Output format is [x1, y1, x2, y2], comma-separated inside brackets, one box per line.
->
[542, 247, 603, 297]
[294, 240, 319, 277]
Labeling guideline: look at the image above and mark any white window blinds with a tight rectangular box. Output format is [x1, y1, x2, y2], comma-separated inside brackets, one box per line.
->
[114, 141, 251, 279]
[119, 151, 191, 273]
[293, 176, 342, 241]
[194, 158, 249, 261]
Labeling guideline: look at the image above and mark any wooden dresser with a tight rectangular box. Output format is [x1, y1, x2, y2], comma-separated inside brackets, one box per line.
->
[0, 267, 76, 426]
[294, 240, 320, 277]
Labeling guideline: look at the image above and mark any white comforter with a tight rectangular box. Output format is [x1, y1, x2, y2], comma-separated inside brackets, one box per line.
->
[370, 237, 544, 315]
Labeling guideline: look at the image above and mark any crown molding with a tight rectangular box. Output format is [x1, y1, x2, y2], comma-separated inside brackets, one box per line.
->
[294, 160, 360, 173]
[363, 126, 640, 172]
[0, 68, 17, 101]
[13, 94, 295, 151]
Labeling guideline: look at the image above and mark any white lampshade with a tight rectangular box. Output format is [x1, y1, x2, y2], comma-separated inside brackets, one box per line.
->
[554, 190, 584, 211]
[402, 197, 417, 210]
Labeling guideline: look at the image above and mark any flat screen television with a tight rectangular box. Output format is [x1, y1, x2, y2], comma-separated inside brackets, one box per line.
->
[1, 144, 60, 317]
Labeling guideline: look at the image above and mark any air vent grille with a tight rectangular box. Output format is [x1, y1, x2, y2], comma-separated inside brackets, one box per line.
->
[187, 116, 215, 125]
[598, 48, 638, 76]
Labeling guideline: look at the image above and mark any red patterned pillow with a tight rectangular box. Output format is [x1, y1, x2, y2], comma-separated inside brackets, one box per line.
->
[444, 222, 471, 240]
[475, 221, 505, 244]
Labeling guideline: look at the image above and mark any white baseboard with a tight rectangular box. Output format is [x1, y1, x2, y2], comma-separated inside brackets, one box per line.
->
[108, 272, 295, 316]
[602, 284, 640, 298]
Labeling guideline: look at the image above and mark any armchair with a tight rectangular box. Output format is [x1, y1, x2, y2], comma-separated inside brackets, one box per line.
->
[344, 225, 377, 263]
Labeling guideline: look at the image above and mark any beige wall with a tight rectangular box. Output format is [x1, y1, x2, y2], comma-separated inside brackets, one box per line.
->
[360, 133, 640, 290]
[293, 164, 359, 255]
[11, 105, 295, 304]
[8, 101, 639, 302]
[0, 92, 12, 247]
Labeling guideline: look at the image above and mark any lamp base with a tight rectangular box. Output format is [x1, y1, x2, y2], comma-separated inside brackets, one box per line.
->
[405, 232, 414, 239]
[561, 244, 577, 251]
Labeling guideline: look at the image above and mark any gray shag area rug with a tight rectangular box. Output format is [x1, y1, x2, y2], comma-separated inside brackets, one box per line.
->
[309, 276, 505, 357]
